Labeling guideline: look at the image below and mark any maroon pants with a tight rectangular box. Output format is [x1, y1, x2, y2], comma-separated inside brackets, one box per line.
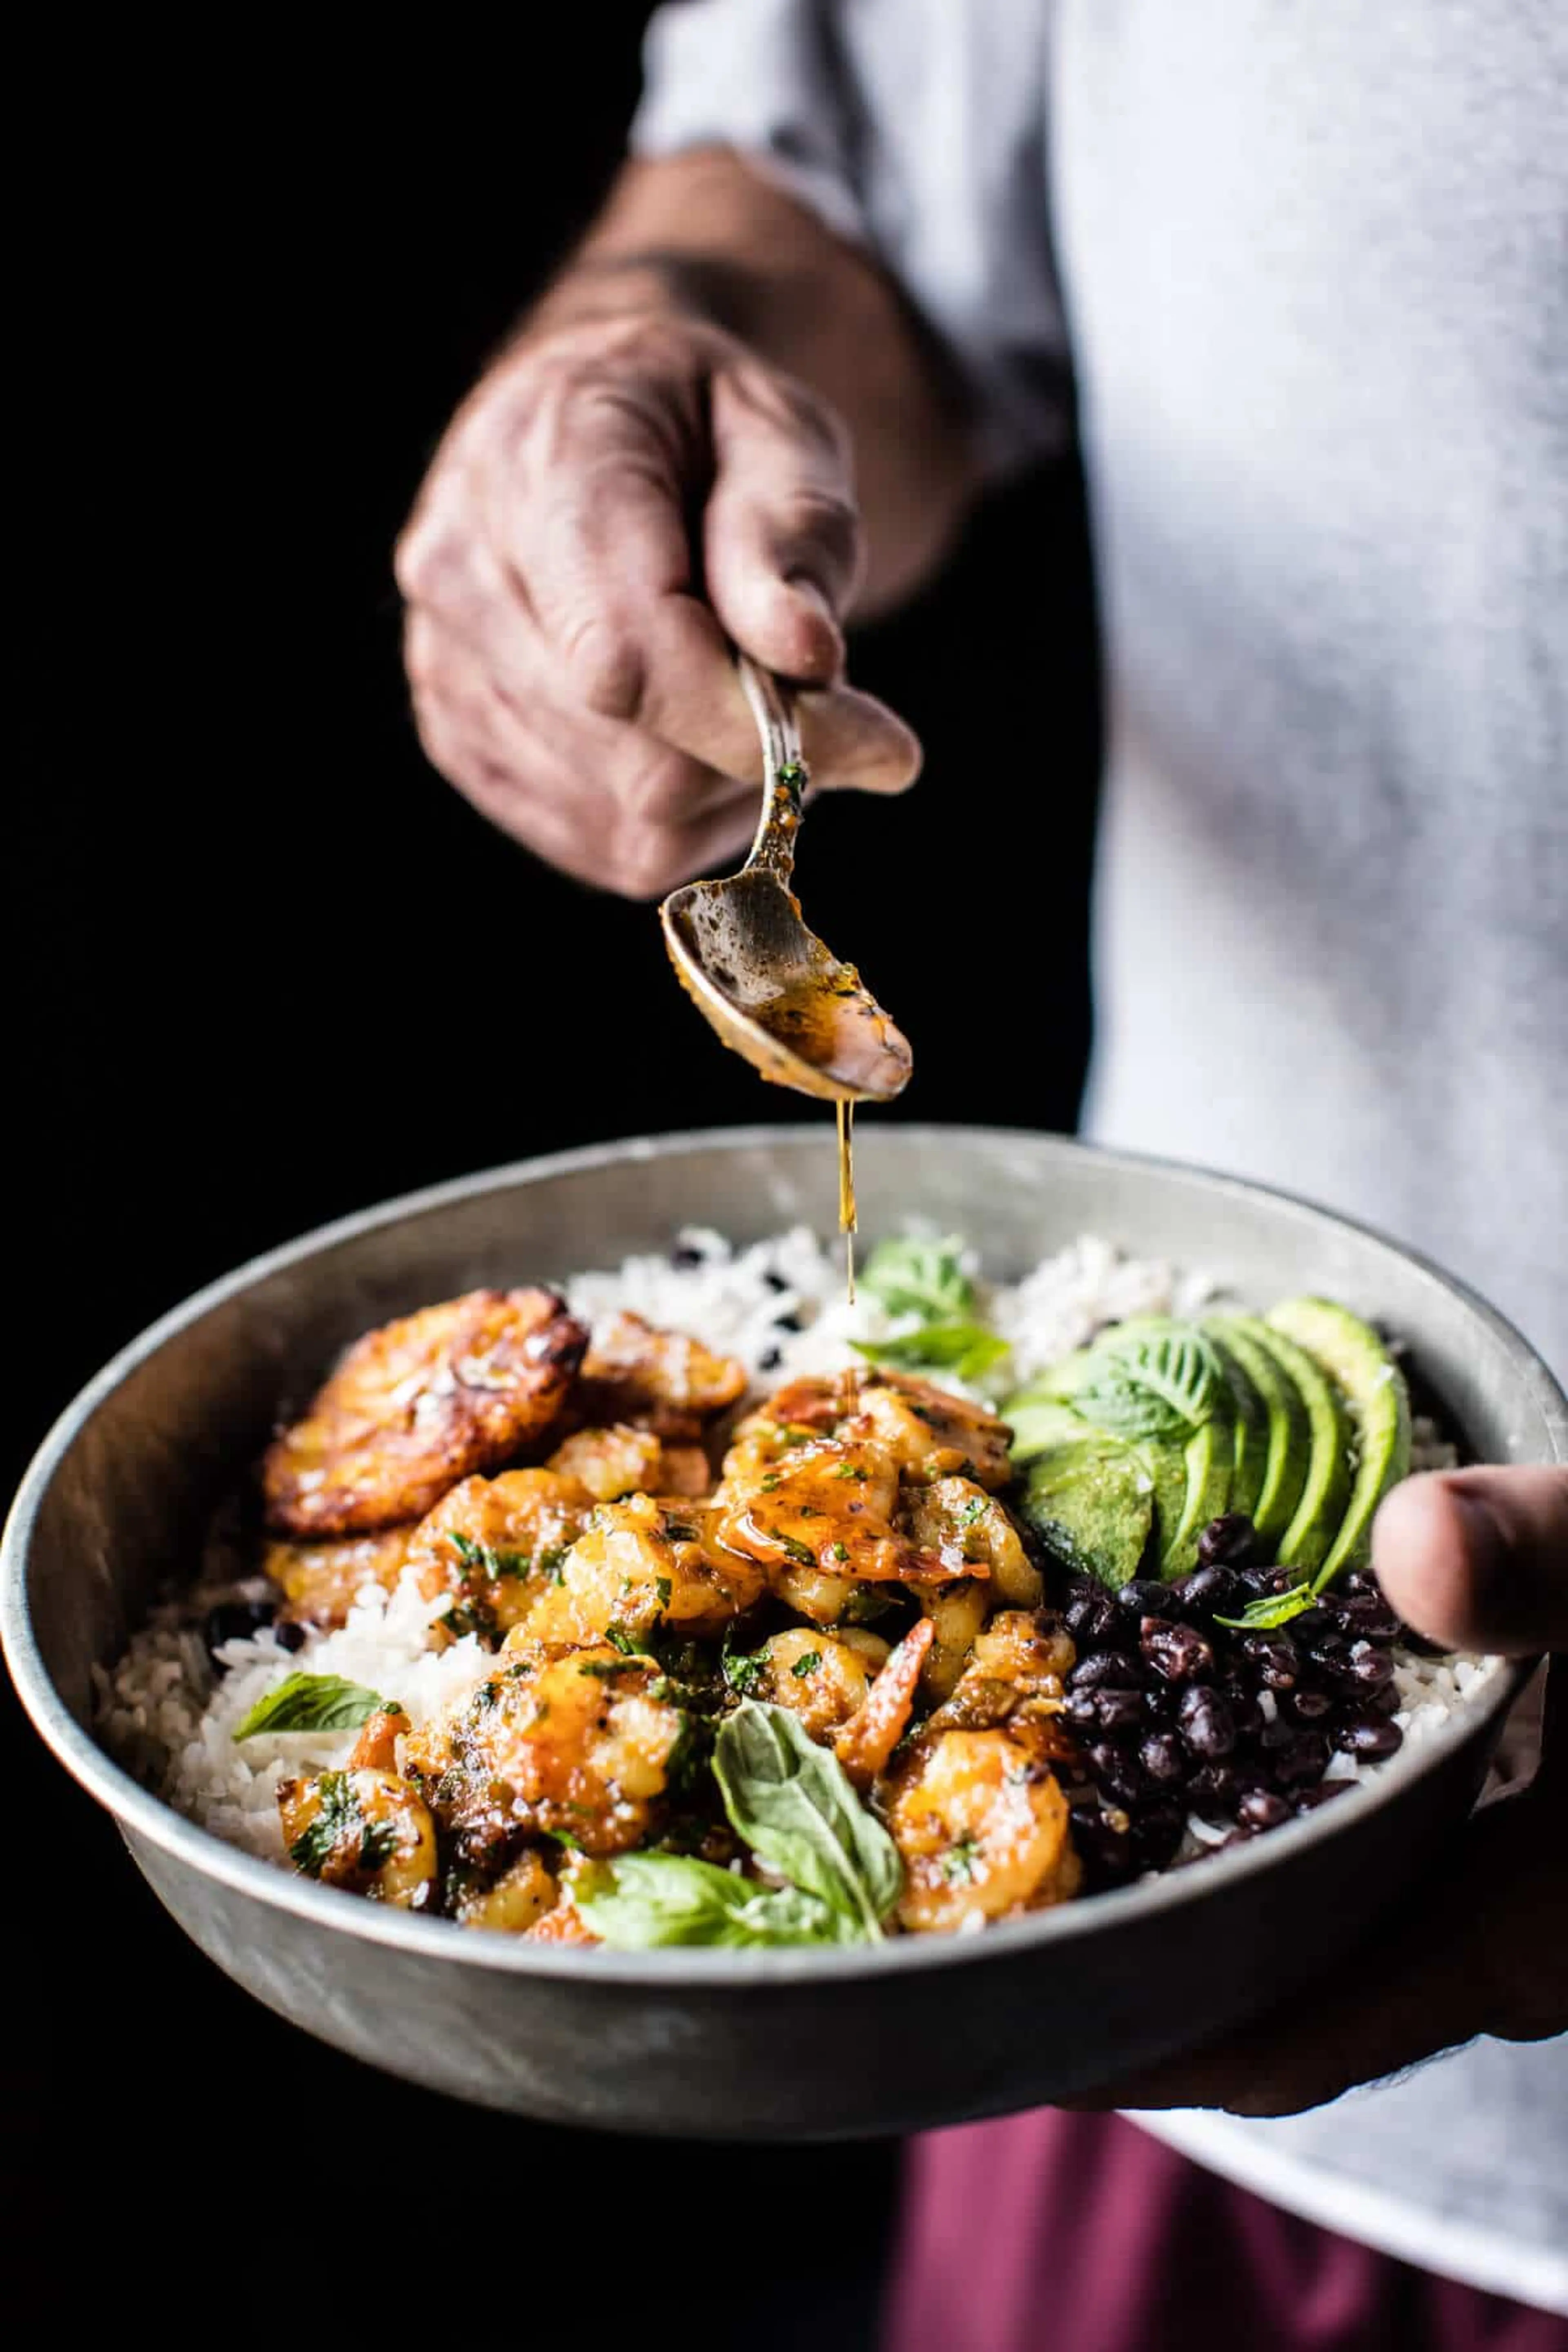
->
[884, 2111, 1566, 2352]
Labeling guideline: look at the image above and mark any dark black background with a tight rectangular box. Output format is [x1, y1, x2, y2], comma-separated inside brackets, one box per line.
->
[8, 10, 1098, 2325]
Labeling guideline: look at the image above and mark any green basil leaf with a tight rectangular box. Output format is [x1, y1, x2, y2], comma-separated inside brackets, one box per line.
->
[713, 1701, 902, 1940]
[1215, 1584, 1316, 1631]
[233, 1673, 390, 1740]
[860, 1235, 975, 1322]
[854, 1323, 1010, 1383]
[575, 1853, 842, 1948]
[1073, 1324, 1222, 1440]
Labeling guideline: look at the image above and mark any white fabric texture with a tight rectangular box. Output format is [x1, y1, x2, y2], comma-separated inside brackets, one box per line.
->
[633, 0, 1568, 2311]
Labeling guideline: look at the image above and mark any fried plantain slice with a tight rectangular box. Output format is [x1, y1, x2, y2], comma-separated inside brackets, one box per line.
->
[263, 1288, 588, 1537]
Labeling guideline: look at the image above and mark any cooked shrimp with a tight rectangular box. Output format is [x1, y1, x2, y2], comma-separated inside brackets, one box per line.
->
[714, 1434, 978, 1590]
[844, 1375, 1014, 1490]
[277, 1767, 436, 1907]
[881, 1725, 1082, 1932]
[834, 1617, 935, 1789]
[452, 1847, 559, 1933]
[346, 1704, 407, 1773]
[265, 1528, 414, 1628]
[546, 1422, 712, 1503]
[406, 1645, 688, 1860]
[738, 1626, 891, 1740]
[405, 1467, 592, 1643]
[513, 1493, 764, 1650]
[263, 1288, 588, 1537]
[927, 1610, 1077, 1735]
[902, 1477, 1044, 1608]
[575, 1312, 747, 1437]
[915, 1579, 991, 1699]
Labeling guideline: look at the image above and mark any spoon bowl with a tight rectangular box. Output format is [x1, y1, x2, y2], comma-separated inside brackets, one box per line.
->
[659, 659, 912, 1103]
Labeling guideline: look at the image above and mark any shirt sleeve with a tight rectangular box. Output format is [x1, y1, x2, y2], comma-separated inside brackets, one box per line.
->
[630, 0, 1070, 475]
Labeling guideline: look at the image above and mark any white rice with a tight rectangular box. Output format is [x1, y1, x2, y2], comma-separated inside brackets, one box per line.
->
[96, 1225, 1501, 1877]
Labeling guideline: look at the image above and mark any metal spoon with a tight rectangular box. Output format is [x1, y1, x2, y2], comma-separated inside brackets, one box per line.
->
[659, 655, 913, 1102]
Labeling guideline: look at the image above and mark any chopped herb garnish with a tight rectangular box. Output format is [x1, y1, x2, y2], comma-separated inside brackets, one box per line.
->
[791, 1651, 822, 1679]
[538, 1546, 568, 1586]
[441, 1599, 498, 1642]
[578, 1659, 625, 1680]
[943, 1838, 980, 1884]
[449, 1531, 530, 1579]
[605, 1625, 641, 1657]
[776, 1530, 819, 1568]
[663, 1520, 698, 1541]
[830, 1541, 850, 1563]
[288, 1771, 357, 1875]
[956, 1497, 989, 1528]
[833, 1463, 868, 1482]
[654, 1576, 673, 1610]
[722, 1638, 766, 1697]
[761, 1474, 782, 1493]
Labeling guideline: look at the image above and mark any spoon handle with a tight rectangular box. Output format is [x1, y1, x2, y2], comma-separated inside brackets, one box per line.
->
[737, 653, 808, 884]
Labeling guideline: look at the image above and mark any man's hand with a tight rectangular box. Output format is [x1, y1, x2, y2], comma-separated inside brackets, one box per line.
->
[394, 154, 972, 900]
[1074, 1466, 1568, 2119]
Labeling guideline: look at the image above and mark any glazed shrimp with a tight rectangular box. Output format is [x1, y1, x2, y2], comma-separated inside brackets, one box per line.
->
[277, 1767, 437, 1907]
[880, 1723, 1082, 1933]
[834, 1617, 936, 1790]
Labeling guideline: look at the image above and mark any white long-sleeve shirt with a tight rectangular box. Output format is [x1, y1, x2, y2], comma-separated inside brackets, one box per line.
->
[634, 0, 1568, 2314]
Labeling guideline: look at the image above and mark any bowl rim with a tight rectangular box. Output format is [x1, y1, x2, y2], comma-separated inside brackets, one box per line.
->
[3, 1123, 1559, 1987]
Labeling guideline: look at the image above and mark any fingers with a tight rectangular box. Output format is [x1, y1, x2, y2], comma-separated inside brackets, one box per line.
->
[1372, 1467, 1568, 1654]
[403, 614, 757, 898]
[397, 314, 924, 898]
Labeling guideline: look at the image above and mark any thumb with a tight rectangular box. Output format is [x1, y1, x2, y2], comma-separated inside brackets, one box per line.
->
[1372, 1466, 1568, 1653]
[702, 359, 921, 795]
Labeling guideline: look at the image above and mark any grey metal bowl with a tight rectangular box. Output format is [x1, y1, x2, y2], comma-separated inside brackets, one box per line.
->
[4, 1127, 1562, 2138]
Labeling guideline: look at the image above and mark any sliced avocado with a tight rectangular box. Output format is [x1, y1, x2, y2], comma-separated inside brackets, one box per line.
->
[1020, 1437, 1156, 1590]
[1235, 1318, 1350, 1575]
[1205, 1328, 1269, 1522]
[1005, 1395, 1100, 1468]
[1267, 1297, 1412, 1583]
[1155, 1411, 1234, 1577]
[1205, 1315, 1312, 1545]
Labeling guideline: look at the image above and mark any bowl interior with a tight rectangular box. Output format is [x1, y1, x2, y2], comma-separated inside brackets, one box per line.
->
[9, 1123, 1565, 1836]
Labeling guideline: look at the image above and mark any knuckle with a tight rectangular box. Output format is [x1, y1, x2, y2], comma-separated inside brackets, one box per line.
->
[561, 614, 647, 724]
[609, 825, 679, 902]
[394, 521, 469, 611]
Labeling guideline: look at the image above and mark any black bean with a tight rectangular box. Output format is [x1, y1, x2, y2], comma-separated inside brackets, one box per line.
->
[1086, 1743, 1146, 1808]
[1171, 1564, 1245, 1617]
[1240, 1564, 1298, 1597]
[1178, 1685, 1236, 1759]
[275, 1620, 307, 1653]
[1303, 1630, 1354, 1679]
[762, 1270, 790, 1292]
[1281, 1683, 1334, 1724]
[1186, 1761, 1241, 1815]
[670, 1243, 706, 1268]
[1238, 1788, 1293, 1830]
[1363, 1682, 1401, 1718]
[1141, 1620, 1216, 1683]
[1076, 1817, 1135, 1885]
[1294, 1780, 1354, 1813]
[1238, 1632, 1299, 1689]
[1345, 1640, 1395, 1690]
[772, 1309, 804, 1332]
[1197, 1512, 1258, 1568]
[1141, 1681, 1177, 1723]
[1066, 1686, 1145, 1734]
[1221, 1684, 1265, 1740]
[204, 1597, 278, 1655]
[1336, 1592, 1400, 1639]
[758, 1345, 783, 1372]
[1271, 1731, 1331, 1787]
[1138, 1730, 1188, 1786]
[1332, 1715, 1405, 1759]
[1130, 1805, 1187, 1870]
[1068, 1650, 1144, 1692]
[1118, 1579, 1183, 1619]
[1063, 1583, 1123, 1646]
